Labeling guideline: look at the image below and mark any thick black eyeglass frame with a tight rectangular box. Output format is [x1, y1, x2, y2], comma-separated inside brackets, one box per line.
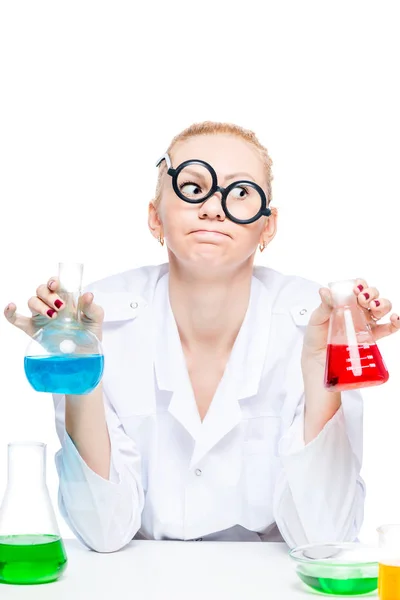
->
[156, 153, 271, 225]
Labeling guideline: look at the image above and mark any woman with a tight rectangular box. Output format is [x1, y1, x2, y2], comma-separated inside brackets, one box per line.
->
[5, 121, 399, 552]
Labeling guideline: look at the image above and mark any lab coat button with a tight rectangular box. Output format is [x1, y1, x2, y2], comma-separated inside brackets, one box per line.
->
[299, 308, 307, 315]
[195, 469, 202, 476]
[130, 301, 138, 309]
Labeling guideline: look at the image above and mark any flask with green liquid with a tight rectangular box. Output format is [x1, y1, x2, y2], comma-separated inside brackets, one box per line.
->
[0, 442, 67, 585]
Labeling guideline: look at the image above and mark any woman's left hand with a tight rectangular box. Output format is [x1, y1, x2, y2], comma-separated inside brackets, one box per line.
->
[302, 279, 400, 368]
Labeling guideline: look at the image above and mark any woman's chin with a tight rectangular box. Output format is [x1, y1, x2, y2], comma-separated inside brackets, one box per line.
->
[169, 244, 240, 272]
[184, 251, 236, 275]
[191, 246, 229, 262]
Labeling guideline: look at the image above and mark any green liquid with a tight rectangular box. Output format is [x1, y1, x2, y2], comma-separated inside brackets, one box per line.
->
[298, 572, 378, 595]
[0, 534, 67, 585]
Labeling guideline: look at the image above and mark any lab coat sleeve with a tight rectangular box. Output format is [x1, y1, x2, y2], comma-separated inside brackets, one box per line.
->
[273, 340, 366, 549]
[52, 389, 145, 553]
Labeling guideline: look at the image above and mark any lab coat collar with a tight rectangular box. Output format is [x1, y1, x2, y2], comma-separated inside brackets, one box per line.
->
[153, 274, 202, 440]
[153, 273, 272, 465]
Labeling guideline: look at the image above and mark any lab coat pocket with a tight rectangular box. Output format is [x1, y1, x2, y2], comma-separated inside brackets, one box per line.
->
[101, 299, 156, 418]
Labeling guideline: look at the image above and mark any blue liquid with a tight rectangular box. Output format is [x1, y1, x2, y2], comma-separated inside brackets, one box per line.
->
[24, 355, 104, 395]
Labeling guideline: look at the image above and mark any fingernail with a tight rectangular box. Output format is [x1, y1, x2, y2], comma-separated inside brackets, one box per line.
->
[363, 293, 370, 300]
[358, 285, 364, 292]
[374, 300, 380, 307]
[5, 305, 9, 312]
[48, 280, 55, 289]
[47, 309, 56, 318]
[54, 300, 63, 309]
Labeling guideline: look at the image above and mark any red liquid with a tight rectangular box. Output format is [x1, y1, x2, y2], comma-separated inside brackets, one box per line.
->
[324, 343, 389, 391]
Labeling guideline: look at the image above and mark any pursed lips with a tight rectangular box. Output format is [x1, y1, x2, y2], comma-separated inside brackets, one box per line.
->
[190, 229, 231, 238]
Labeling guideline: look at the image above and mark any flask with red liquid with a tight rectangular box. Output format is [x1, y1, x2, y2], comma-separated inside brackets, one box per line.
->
[324, 279, 389, 392]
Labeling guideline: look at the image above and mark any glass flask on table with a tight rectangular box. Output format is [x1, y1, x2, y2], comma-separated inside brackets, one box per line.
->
[377, 524, 400, 599]
[24, 262, 104, 395]
[0, 442, 67, 584]
[324, 279, 389, 392]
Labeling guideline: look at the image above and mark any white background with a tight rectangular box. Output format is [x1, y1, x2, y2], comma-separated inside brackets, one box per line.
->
[0, 1, 399, 544]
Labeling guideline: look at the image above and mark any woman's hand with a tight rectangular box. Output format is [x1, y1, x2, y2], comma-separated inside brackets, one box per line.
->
[4, 276, 104, 341]
[302, 279, 400, 369]
[300, 279, 399, 443]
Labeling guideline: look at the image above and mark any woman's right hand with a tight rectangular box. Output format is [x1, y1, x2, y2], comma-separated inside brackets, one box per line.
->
[4, 276, 104, 341]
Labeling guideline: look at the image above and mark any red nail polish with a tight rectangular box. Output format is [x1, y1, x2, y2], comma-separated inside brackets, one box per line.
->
[54, 300, 63, 309]
[363, 293, 370, 300]
[358, 285, 364, 292]
[374, 300, 380, 307]
[47, 309, 56, 318]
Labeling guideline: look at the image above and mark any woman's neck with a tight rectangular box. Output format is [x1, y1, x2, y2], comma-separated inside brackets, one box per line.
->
[168, 259, 253, 354]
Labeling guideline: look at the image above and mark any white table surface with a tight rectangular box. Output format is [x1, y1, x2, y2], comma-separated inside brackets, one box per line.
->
[1, 539, 378, 600]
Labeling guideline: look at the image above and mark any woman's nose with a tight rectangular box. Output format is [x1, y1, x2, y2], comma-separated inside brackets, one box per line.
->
[198, 192, 225, 220]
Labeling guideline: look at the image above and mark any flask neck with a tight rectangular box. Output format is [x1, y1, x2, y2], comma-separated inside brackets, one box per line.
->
[57, 262, 83, 324]
[329, 280, 358, 308]
[58, 291, 80, 324]
[7, 443, 46, 489]
[332, 295, 357, 309]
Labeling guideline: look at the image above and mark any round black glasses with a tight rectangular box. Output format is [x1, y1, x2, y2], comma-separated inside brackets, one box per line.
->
[156, 153, 271, 225]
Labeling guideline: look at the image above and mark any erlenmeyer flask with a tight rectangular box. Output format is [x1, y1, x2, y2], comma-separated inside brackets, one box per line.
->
[324, 279, 389, 392]
[0, 442, 67, 584]
[24, 262, 104, 395]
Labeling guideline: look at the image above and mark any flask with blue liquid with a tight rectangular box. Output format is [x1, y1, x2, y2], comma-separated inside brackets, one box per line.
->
[24, 263, 104, 395]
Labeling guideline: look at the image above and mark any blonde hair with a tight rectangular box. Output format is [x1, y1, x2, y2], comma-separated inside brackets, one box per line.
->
[154, 121, 273, 209]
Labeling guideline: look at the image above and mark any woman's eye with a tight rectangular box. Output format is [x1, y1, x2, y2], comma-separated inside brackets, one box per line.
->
[230, 186, 248, 199]
[180, 182, 203, 196]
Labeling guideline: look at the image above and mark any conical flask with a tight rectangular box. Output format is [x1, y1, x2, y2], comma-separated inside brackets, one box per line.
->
[24, 262, 104, 395]
[0, 442, 67, 584]
[324, 279, 389, 392]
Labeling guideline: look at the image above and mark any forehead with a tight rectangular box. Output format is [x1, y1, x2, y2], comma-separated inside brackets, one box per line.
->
[170, 134, 265, 181]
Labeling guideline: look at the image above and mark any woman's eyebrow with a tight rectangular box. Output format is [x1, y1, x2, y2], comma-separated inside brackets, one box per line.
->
[224, 171, 257, 181]
[179, 167, 210, 182]
[180, 165, 257, 183]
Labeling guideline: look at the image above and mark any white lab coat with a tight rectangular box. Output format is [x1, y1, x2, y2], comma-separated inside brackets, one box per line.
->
[53, 263, 365, 552]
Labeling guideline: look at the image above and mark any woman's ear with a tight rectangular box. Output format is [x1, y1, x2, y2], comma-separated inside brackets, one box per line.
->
[259, 206, 278, 247]
[148, 201, 163, 240]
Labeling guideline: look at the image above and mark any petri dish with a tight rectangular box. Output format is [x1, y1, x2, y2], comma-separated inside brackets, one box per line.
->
[290, 542, 379, 596]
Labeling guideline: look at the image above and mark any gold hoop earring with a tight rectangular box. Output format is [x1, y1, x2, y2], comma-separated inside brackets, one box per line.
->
[158, 234, 164, 246]
[259, 241, 267, 253]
